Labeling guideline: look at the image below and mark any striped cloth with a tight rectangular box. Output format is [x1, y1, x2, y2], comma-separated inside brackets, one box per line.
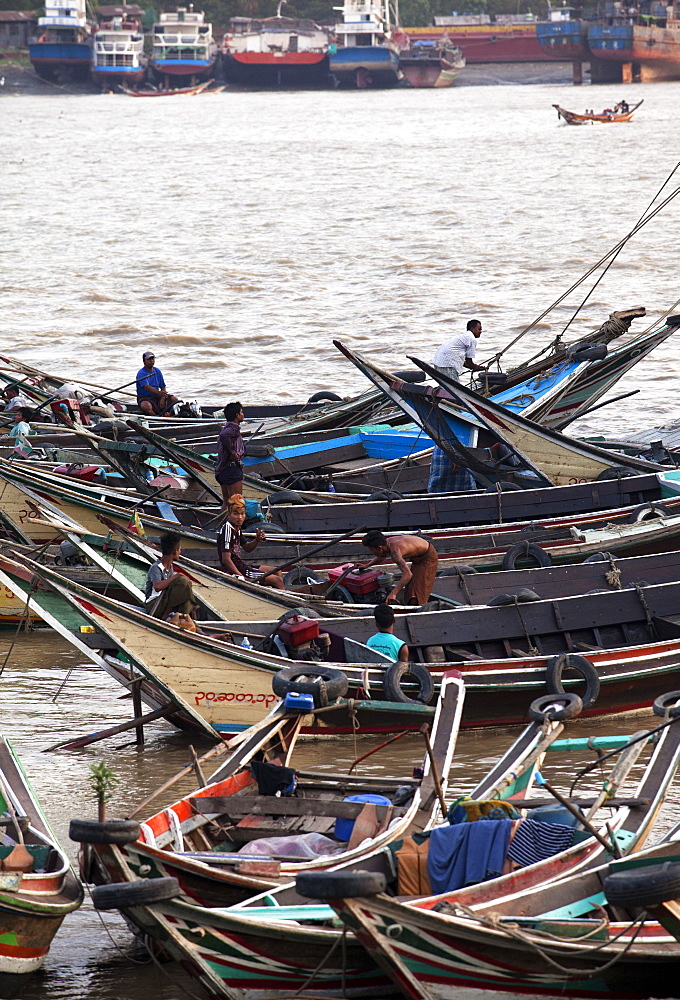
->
[507, 818, 575, 869]
[427, 446, 477, 494]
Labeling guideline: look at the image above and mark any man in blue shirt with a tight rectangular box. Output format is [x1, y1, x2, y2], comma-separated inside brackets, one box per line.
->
[136, 351, 178, 416]
[366, 604, 409, 663]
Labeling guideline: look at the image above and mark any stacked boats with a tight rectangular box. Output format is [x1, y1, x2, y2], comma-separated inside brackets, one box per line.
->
[5, 302, 680, 992]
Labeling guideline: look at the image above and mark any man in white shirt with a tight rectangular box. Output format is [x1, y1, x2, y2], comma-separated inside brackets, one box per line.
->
[431, 319, 485, 381]
[2, 384, 32, 412]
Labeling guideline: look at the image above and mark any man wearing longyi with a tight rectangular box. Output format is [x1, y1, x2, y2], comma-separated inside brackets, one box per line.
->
[361, 530, 438, 606]
[136, 351, 178, 416]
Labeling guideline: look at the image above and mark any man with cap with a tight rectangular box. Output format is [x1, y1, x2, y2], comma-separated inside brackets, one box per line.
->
[2, 384, 33, 412]
[136, 352, 178, 416]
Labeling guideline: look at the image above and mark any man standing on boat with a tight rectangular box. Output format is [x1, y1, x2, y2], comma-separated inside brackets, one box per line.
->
[431, 318, 485, 381]
[215, 401, 246, 504]
[427, 319, 484, 492]
[136, 351, 179, 416]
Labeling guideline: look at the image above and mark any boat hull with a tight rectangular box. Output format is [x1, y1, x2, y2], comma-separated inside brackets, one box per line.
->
[401, 24, 551, 63]
[588, 23, 680, 80]
[28, 42, 91, 81]
[400, 58, 464, 87]
[91, 66, 145, 87]
[536, 20, 589, 60]
[151, 56, 216, 81]
[330, 46, 400, 87]
[223, 51, 329, 86]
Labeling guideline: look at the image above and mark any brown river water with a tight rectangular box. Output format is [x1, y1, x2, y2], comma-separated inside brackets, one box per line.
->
[3, 80, 680, 998]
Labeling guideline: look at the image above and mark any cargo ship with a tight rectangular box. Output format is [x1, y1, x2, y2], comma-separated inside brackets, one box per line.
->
[404, 15, 553, 63]
[28, 0, 92, 82]
[588, 0, 680, 82]
[222, 14, 330, 87]
[536, 6, 589, 59]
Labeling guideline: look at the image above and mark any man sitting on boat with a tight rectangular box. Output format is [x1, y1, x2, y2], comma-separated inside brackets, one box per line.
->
[217, 494, 284, 589]
[366, 604, 409, 662]
[136, 351, 179, 416]
[146, 532, 198, 619]
[2, 384, 33, 412]
[361, 530, 438, 606]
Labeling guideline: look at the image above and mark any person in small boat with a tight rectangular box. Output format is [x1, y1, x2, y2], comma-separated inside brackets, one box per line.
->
[2, 384, 32, 412]
[215, 401, 245, 504]
[217, 494, 284, 589]
[8, 407, 32, 441]
[136, 351, 178, 416]
[366, 603, 409, 662]
[361, 530, 438, 606]
[146, 531, 198, 619]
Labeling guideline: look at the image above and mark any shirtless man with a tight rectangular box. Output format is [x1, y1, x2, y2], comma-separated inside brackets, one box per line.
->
[361, 530, 438, 606]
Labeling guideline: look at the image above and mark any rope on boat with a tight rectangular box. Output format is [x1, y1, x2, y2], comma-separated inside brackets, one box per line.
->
[512, 588, 539, 656]
[0, 577, 39, 677]
[289, 924, 348, 997]
[634, 583, 656, 638]
[448, 900, 647, 977]
[604, 556, 622, 589]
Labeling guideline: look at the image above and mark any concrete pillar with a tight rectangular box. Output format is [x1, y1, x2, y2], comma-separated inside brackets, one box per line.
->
[572, 60, 583, 84]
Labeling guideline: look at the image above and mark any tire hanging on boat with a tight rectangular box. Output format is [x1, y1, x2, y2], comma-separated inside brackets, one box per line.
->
[528, 692, 583, 723]
[92, 877, 180, 910]
[383, 662, 434, 706]
[604, 862, 680, 909]
[296, 870, 387, 899]
[69, 819, 141, 845]
[272, 665, 348, 707]
[501, 541, 552, 571]
[545, 653, 600, 710]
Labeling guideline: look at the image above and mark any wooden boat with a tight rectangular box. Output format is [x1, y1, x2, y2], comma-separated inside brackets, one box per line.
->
[413, 355, 662, 487]
[399, 40, 466, 88]
[317, 709, 680, 999]
[76, 671, 464, 909]
[11, 553, 680, 734]
[553, 100, 643, 125]
[88, 710, 680, 1000]
[121, 80, 221, 96]
[84, 686, 573, 997]
[0, 737, 82, 976]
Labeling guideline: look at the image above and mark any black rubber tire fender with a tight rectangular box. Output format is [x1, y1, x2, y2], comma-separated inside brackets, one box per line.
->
[366, 490, 404, 502]
[501, 542, 552, 571]
[69, 818, 141, 845]
[265, 491, 307, 507]
[382, 662, 435, 706]
[528, 692, 583, 723]
[583, 551, 617, 563]
[488, 589, 541, 607]
[307, 391, 343, 404]
[296, 870, 387, 900]
[484, 481, 524, 492]
[604, 862, 680, 909]
[627, 502, 672, 524]
[259, 522, 286, 535]
[393, 369, 426, 383]
[439, 565, 479, 577]
[652, 691, 680, 719]
[595, 466, 639, 481]
[283, 567, 324, 588]
[277, 606, 324, 621]
[546, 653, 600, 710]
[92, 877, 180, 911]
[272, 665, 348, 706]
[567, 342, 608, 362]
[245, 443, 276, 458]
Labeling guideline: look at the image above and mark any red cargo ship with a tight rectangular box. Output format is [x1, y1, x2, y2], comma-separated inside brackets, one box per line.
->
[405, 16, 554, 63]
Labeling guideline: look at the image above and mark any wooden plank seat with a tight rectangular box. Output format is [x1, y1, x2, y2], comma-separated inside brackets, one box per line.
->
[190, 795, 404, 823]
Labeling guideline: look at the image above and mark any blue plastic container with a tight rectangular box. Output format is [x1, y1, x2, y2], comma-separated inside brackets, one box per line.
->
[283, 692, 315, 713]
[335, 793, 392, 841]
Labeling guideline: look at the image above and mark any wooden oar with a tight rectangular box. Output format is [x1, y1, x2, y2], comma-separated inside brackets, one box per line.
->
[535, 771, 616, 854]
[266, 524, 369, 575]
[420, 723, 448, 820]
[584, 728, 648, 824]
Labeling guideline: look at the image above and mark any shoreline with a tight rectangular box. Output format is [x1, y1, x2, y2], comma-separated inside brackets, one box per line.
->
[0, 57, 577, 95]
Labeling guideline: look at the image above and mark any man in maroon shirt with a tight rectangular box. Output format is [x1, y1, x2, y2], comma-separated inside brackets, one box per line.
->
[215, 401, 245, 505]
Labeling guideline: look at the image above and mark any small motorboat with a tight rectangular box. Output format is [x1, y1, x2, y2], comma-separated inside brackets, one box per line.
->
[553, 99, 643, 125]
[121, 79, 223, 96]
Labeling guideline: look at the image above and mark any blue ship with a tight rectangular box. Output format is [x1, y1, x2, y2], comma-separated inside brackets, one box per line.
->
[329, 0, 400, 88]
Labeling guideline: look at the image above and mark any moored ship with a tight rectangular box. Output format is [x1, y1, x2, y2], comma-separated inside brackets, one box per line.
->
[329, 0, 400, 88]
[223, 14, 331, 87]
[536, 5, 589, 59]
[399, 36, 465, 86]
[92, 5, 146, 89]
[588, 0, 680, 82]
[404, 15, 550, 63]
[28, 0, 92, 82]
[151, 4, 217, 87]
